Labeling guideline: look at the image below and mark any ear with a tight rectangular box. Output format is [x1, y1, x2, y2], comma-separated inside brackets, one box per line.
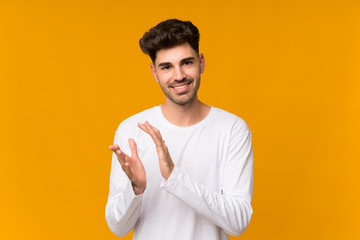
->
[199, 53, 205, 73]
[150, 63, 159, 82]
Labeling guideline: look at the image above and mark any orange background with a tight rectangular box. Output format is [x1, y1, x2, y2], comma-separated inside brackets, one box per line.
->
[1, 0, 359, 239]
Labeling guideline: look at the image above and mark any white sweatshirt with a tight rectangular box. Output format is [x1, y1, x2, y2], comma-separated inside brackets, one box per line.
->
[105, 106, 253, 240]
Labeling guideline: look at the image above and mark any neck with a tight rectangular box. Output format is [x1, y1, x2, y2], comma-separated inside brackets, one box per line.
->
[161, 97, 211, 127]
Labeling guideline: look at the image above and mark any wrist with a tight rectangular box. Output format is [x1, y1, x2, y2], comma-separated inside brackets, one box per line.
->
[132, 183, 146, 195]
[163, 163, 174, 180]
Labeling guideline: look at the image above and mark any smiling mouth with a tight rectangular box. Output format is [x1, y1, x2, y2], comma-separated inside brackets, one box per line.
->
[170, 79, 192, 88]
[170, 81, 192, 93]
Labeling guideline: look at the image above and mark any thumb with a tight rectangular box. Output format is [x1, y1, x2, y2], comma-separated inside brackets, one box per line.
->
[128, 138, 139, 159]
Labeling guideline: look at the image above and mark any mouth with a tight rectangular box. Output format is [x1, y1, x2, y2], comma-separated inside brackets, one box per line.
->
[170, 81, 192, 94]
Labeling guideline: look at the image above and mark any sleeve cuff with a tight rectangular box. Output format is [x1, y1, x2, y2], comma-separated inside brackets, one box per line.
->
[125, 179, 144, 201]
[160, 165, 181, 189]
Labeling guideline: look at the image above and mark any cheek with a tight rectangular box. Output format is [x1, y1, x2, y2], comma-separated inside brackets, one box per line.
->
[157, 74, 171, 85]
[158, 71, 174, 81]
[184, 68, 199, 77]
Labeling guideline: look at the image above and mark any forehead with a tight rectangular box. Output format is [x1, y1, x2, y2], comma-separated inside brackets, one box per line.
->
[155, 42, 198, 66]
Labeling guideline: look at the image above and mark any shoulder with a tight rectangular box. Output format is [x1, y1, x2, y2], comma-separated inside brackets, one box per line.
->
[210, 107, 251, 136]
[115, 106, 159, 135]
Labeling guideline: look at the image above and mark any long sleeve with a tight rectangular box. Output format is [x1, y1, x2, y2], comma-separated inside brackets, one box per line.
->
[105, 131, 143, 237]
[160, 129, 253, 236]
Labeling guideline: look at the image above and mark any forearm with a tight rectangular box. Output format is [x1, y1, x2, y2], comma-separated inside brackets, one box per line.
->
[160, 167, 252, 236]
[105, 180, 143, 237]
[105, 143, 143, 237]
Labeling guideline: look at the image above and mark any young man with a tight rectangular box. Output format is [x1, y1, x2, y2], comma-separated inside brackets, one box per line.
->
[105, 19, 253, 240]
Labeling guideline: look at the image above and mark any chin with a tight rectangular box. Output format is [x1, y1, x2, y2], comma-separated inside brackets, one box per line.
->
[170, 94, 196, 105]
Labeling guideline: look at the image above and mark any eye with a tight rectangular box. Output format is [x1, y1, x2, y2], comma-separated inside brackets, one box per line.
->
[183, 60, 193, 66]
[161, 65, 171, 70]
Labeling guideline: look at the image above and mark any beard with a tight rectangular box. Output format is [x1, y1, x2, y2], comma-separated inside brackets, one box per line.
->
[159, 77, 200, 106]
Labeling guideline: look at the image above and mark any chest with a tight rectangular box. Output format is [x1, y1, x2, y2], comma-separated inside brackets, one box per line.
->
[136, 126, 230, 190]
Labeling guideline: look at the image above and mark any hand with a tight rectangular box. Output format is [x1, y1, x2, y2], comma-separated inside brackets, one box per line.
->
[138, 121, 174, 180]
[109, 139, 146, 195]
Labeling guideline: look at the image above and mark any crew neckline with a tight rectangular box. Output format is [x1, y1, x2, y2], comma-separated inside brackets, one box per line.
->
[156, 105, 215, 131]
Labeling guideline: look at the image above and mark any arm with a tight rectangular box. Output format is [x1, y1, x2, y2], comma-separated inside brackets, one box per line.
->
[105, 131, 146, 237]
[139, 121, 253, 236]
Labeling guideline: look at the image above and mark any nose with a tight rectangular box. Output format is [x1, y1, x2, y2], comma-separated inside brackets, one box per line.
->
[173, 66, 186, 81]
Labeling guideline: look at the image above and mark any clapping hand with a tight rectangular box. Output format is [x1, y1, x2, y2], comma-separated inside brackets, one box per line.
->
[138, 121, 174, 180]
[109, 121, 174, 195]
[109, 139, 146, 195]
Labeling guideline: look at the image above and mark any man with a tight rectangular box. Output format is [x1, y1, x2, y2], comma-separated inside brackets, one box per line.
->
[105, 19, 253, 240]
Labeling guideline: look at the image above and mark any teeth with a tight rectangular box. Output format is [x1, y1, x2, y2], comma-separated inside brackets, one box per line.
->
[174, 85, 186, 89]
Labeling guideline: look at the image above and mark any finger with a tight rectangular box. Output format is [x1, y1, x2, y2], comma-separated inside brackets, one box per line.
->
[144, 121, 156, 138]
[112, 147, 129, 169]
[116, 152, 135, 179]
[109, 144, 122, 159]
[137, 122, 149, 134]
[128, 138, 139, 159]
[109, 144, 120, 151]
[139, 121, 155, 139]
[147, 122, 163, 140]
[145, 121, 163, 146]
[109, 144, 137, 180]
[123, 160, 135, 180]
[115, 149, 126, 166]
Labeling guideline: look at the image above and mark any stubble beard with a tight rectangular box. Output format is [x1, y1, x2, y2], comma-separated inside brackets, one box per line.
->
[159, 77, 200, 106]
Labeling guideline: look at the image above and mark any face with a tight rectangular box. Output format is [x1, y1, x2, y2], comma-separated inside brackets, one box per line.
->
[150, 42, 205, 106]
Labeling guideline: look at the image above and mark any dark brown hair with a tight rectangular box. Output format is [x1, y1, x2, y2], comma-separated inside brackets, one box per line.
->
[139, 19, 200, 62]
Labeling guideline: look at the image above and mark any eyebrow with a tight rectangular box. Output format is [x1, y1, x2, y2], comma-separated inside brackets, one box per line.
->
[181, 57, 196, 63]
[158, 62, 171, 68]
[157, 57, 196, 68]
